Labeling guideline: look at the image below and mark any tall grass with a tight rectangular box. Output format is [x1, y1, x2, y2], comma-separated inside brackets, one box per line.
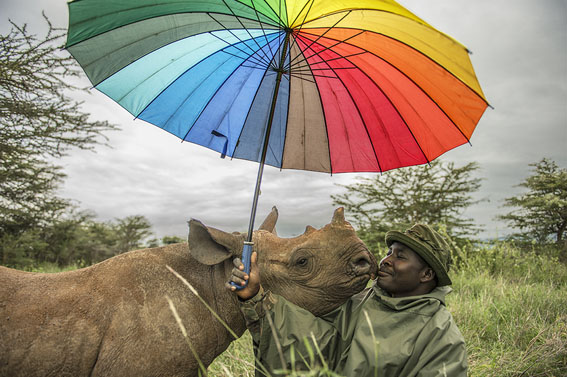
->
[449, 242, 567, 376]
[207, 331, 256, 377]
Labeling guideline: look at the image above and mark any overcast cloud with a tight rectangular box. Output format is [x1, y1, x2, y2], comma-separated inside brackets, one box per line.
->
[2, 0, 566, 240]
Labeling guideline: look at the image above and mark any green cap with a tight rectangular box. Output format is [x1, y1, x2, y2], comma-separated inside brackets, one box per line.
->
[385, 224, 453, 286]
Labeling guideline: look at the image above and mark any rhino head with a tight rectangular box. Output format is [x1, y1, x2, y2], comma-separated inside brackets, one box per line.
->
[188, 207, 378, 316]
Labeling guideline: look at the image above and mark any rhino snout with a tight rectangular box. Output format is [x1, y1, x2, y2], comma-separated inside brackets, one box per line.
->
[350, 252, 378, 277]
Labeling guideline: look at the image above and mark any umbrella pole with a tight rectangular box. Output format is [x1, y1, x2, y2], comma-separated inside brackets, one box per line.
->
[237, 31, 291, 286]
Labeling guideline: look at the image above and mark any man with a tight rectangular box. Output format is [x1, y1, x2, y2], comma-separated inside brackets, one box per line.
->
[227, 224, 467, 376]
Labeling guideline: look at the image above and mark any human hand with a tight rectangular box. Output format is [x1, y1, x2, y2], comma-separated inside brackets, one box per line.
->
[225, 251, 260, 300]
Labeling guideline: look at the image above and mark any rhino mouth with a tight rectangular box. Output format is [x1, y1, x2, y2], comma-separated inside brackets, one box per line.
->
[347, 274, 372, 295]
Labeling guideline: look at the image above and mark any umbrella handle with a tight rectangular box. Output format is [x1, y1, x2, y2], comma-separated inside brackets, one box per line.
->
[231, 242, 253, 290]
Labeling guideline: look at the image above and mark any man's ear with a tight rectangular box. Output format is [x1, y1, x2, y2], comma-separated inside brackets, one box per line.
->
[421, 267, 436, 284]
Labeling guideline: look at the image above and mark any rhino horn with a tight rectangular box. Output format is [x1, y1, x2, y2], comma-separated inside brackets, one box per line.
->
[258, 206, 278, 235]
[304, 225, 317, 235]
[188, 219, 244, 265]
[331, 207, 346, 224]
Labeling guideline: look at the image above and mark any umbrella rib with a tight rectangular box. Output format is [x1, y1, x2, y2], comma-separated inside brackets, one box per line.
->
[288, 73, 316, 84]
[78, 24, 234, 85]
[286, 6, 487, 105]
[295, 51, 366, 69]
[209, 32, 271, 70]
[289, 0, 317, 29]
[221, 0, 276, 67]
[180, 47, 276, 145]
[208, 30, 271, 70]
[230, 39, 282, 158]
[287, 42, 335, 174]
[207, 12, 272, 68]
[305, 38, 431, 167]
[286, 0, 317, 57]
[249, 0, 279, 63]
[72, 12, 284, 85]
[250, 0, 287, 28]
[66, 7, 284, 49]
[290, 72, 339, 80]
[311, 74, 341, 79]
[301, 22, 489, 107]
[241, 63, 278, 71]
[295, 67, 358, 72]
[140, 37, 276, 142]
[300, 30, 475, 145]
[290, 51, 366, 77]
[324, 48, 430, 166]
[288, 30, 365, 72]
[287, 10, 352, 69]
[299, 38, 386, 172]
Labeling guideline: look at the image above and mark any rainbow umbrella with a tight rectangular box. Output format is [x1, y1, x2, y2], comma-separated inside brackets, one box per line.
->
[66, 0, 488, 282]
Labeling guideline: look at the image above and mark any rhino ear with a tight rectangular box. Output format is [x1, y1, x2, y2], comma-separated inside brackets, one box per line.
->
[331, 207, 346, 224]
[188, 219, 244, 265]
[259, 206, 278, 235]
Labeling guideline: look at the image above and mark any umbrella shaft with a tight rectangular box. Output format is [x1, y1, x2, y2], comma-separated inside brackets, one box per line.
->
[246, 31, 291, 243]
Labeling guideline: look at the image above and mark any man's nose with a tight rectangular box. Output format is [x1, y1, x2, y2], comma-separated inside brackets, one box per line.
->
[380, 255, 392, 266]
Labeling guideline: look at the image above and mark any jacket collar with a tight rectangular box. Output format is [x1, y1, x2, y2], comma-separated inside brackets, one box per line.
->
[371, 282, 452, 312]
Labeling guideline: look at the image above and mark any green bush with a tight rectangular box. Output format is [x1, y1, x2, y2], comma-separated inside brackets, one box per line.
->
[459, 240, 567, 285]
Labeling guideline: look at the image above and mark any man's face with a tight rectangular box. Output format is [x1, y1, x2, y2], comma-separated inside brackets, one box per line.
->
[376, 241, 430, 297]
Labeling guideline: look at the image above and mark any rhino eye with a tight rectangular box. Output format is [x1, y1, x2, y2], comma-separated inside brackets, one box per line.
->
[290, 250, 314, 272]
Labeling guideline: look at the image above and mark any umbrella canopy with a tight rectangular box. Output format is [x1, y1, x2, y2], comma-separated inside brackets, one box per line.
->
[66, 0, 488, 175]
[66, 0, 488, 283]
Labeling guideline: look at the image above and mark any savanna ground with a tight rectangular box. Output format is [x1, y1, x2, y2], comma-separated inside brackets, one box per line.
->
[29, 241, 566, 376]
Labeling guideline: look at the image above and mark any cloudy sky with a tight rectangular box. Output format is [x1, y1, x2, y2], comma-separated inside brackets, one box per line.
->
[2, 0, 566, 240]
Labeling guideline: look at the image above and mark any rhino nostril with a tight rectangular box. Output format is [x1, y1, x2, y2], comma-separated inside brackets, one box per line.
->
[351, 255, 371, 275]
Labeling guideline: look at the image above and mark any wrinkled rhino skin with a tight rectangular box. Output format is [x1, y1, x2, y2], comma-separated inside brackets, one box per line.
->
[0, 207, 377, 377]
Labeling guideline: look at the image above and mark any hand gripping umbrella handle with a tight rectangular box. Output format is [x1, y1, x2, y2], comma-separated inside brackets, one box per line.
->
[231, 242, 253, 290]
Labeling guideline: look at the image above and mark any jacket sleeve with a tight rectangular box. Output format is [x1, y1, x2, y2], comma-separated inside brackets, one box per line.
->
[412, 311, 468, 377]
[239, 289, 347, 374]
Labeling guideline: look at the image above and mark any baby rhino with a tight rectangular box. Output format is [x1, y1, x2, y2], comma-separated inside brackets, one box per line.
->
[0, 207, 377, 377]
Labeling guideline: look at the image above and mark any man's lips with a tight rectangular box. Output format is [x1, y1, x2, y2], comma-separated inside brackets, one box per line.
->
[377, 269, 392, 277]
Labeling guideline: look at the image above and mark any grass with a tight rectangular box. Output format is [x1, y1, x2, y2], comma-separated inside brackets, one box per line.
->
[207, 242, 567, 376]
[22, 242, 567, 376]
[449, 243, 567, 376]
[450, 270, 566, 376]
[207, 332, 256, 377]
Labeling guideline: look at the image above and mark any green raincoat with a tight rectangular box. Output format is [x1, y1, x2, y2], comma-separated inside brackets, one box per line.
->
[240, 282, 467, 376]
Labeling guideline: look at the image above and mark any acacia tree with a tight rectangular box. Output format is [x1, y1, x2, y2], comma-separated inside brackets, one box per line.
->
[498, 158, 567, 244]
[0, 16, 117, 265]
[332, 161, 482, 252]
[114, 215, 154, 254]
[0, 17, 117, 230]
